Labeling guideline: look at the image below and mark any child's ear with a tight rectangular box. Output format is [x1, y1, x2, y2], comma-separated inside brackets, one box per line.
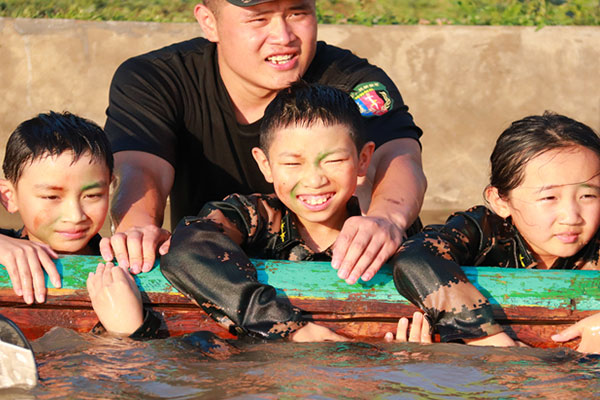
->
[194, 3, 219, 42]
[251, 147, 274, 183]
[357, 142, 375, 177]
[485, 186, 511, 219]
[0, 179, 18, 213]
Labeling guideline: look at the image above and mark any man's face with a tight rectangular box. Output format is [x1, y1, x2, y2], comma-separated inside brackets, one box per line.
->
[207, 0, 317, 97]
[253, 122, 372, 232]
[7, 151, 110, 253]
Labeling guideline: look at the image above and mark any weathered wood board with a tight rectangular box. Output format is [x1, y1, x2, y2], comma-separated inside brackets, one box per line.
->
[1, 256, 599, 348]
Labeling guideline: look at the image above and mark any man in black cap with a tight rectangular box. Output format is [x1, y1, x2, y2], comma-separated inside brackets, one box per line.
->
[101, 0, 426, 285]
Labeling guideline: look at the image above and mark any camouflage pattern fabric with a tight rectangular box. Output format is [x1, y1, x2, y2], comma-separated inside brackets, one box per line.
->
[392, 205, 600, 342]
[161, 193, 364, 340]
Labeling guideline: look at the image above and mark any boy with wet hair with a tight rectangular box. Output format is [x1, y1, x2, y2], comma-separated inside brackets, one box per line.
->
[0, 111, 113, 304]
[0, 112, 160, 337]
[159, 82, 423, 341]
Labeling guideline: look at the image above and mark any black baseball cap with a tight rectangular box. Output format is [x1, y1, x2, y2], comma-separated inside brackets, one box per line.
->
[226, 0, 275, 6]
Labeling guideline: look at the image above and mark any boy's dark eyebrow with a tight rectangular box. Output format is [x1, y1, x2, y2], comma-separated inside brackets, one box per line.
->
[277, 148, 350, 158]
[33, 184, 64, 191]
[81, 182, 107, 191]
[33, 181, 108, 191]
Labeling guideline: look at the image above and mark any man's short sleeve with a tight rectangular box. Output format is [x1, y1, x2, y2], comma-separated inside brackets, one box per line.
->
[306, 42, 422, 149]
[104, 56, 181, 166]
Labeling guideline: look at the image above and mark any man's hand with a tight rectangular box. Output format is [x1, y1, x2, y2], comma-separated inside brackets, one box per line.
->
[333, 139, 426, 285]
[332, 216, 404, 285]
[0, 235, 60, 304]
[86, 262, 144, 336]
[385, 311, 432, 343]
[100, 225, 171, 274]
[290, 322, 349, 342]
[552, 312, 600, 354]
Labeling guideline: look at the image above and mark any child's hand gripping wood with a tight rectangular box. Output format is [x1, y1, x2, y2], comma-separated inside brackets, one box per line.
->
[0, 234, 59, 304]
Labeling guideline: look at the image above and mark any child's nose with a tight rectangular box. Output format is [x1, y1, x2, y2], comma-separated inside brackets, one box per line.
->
[303, 166, 328, 188]
[559, 199, 583, 225]
[62, 199, 87, 223]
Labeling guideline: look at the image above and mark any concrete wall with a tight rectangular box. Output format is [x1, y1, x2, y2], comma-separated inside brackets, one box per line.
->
[1, 18, 599, 232]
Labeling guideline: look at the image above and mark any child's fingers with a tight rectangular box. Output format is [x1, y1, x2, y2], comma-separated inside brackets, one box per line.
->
[421, 314, 433, 343]
[14, 251, 34, 304]
[27, 251, 48, 303]
[551, 323, 582, 343]
[4, 258, 23, 297]
[86, 271, 97, 297]
[408, 312, 424, 342]
[384, 332, 394, 342]
[102, 262, 115, 285]
[396, 317, 409, 342]
[37, 249, 60, 289]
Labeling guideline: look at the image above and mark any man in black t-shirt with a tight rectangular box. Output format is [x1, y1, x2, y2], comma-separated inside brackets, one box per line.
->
[100, 0, 427, 285]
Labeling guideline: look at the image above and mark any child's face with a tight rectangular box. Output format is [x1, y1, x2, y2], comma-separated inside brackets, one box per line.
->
[253, 122, 373, 230]
[2, 151, 110, 254]
[491, 145, 600, 267]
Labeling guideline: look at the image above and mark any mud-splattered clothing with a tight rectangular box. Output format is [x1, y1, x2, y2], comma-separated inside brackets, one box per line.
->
[160, 193, 360, 340]
[392, 205, 600, 342]
[162, 193, 423, 340]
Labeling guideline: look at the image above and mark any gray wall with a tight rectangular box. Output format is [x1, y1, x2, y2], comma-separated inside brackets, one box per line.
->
[1, 18, 599, 232]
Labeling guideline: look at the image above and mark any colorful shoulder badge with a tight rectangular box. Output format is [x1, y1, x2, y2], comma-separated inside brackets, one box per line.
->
[350, 81, 394, 117]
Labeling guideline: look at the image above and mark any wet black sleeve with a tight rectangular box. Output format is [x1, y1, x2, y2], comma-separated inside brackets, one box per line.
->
[90, 309, 162, 340]
[160, 195, 305, 340]
[392, 208, 503, 341]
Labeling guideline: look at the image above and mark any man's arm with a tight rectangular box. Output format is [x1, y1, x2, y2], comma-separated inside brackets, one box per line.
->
[99, 151, 173, 273]
[333, 138, 426, 284]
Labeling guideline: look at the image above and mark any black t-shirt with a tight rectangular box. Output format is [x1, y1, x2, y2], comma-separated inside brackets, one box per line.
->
[105, 38, 422, 226]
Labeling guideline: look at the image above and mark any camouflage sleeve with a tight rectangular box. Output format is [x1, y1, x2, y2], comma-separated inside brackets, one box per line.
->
[160, 195, 306, 340]
[392, 208, 503, 342]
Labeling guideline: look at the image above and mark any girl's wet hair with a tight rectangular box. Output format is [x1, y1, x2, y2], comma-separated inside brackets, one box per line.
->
[260, 81, 366, 155]
[2, 111, 113, 184]
[490, 111, 600, 197]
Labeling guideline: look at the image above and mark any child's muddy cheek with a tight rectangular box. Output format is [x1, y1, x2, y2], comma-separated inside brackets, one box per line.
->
[290, 181, 300, 200]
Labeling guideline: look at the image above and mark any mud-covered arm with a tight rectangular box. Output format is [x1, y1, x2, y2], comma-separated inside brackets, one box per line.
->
[160, 196, 305, 339]
[392, 208, 503, 342]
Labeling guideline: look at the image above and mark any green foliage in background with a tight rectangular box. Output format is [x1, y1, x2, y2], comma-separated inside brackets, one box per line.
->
[0, 0, 598, 25]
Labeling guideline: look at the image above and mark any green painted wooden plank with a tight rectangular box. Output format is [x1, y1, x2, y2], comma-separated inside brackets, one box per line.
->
[1, 256, 599, 310]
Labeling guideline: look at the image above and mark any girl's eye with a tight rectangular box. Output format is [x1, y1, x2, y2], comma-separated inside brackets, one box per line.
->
[283, 162, 301, 167]
[41, 195, 59, 200]
[325, 159, 344, 164]
[581, 193, 598, 199]
[538, 196, 557, 202]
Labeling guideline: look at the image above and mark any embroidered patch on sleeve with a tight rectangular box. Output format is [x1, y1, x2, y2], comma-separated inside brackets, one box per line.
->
[350, 81, 394, 117]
